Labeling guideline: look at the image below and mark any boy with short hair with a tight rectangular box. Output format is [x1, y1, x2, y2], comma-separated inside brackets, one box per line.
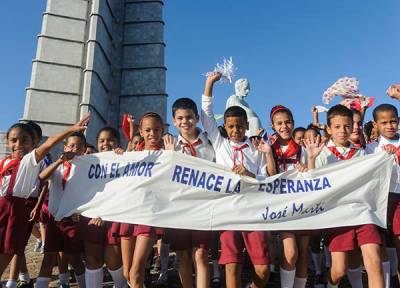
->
[306, 104, 384, 288]
[36, 132, 88, 288]
[201, 72, 276, 288]
[366, 103, 400, 286]
[166, 97, 216, 288]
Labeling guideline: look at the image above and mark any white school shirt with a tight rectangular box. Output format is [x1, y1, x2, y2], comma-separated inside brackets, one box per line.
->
[29, 160, 46, 198]
[0, 150, 42, 198]
[315, 140, 364, 169]
[275, 144, 307, 172]
[175, 130, 215, 162]
[201, 95, 267, 177]
[366, 135, 400, 193]
[48, 164, 69, 215]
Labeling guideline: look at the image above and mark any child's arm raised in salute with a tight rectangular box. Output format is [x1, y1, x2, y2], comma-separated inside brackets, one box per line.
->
[35, 113, 90, 163]
[39, 152, 76, 181]
[201, 72, 223, 145]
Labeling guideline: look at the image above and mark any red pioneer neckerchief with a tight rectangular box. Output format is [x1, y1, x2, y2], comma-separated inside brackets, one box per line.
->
[232, 143, 249, 166]
[62, 161, 72, 190]
[327, 146, 358, 161]
[272, 138, 301, 172]
[0, 155, 22, 196]
[180, 139, 202, 157]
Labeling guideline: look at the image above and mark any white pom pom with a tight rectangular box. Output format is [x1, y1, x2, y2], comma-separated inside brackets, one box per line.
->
[205, 57, 236, 83]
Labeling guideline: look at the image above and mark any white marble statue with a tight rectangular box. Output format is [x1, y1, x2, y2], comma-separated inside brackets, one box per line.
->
[226, 78, 262, 136]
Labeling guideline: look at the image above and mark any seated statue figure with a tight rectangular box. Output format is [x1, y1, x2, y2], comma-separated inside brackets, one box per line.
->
[226, 78, 262, 137]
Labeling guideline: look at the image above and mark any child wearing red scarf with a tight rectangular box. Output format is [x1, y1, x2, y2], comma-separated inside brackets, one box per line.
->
[35, 132, 87, 288]
[269, 105, 309, 288]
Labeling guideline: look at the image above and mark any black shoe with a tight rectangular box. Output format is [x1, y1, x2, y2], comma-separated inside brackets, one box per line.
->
[210, 277, 221, 288]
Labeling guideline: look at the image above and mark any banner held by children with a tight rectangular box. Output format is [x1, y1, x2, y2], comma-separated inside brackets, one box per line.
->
[52, 151, 393, 231]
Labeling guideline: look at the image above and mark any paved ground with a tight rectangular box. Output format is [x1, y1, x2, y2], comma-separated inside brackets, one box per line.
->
[1, 236, 360, 287]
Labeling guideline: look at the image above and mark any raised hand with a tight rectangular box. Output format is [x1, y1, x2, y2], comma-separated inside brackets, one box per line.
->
[163, 134, 176, 151]
[127, 114, 138, 140]
[304, 134, 324, 160]
[257, 139, 273, 155]
[70, 112, 90, 133]
[387, 84, 400, 100]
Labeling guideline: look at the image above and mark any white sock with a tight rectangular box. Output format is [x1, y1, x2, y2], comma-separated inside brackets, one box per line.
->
[311, 252, 322, 275]
[18, 272, 30, 282]
[327, 281, 339, 288]
[324, 246, 332, 268]
[280, 267, 295, 288]
[382, 261, 391, 288]
[108, 267, 127, 288]
[75, 272, 86, 288]
[347, 266, 363, 288]
[85, 268, 103, 288]
[160, 243, 169, 274]
[5, 280, 16, 288]
[58, 272, 70, 285]
[270, 263, 276, 273]
[35, 277, 51, 288]
[293, 277, 307, 288]
[387, 247, 398, 276]
[212, 259, 220, 279]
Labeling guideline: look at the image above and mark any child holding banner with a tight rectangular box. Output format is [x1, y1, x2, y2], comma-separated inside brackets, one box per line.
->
[35, 132, 87, 288]
[268, 105, 310, 288]
[163, 97, 216, 288]
[306, 104, 384, 288]
[0, 113, 90, 280]
[202, 72, 276, 288]
[366, 104, 400, 286]
[129, 112, 165, 288]
[79, 126, 125, 288]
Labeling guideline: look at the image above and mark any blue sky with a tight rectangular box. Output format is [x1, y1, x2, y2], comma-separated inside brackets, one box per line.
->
[1, 1, 399, 134]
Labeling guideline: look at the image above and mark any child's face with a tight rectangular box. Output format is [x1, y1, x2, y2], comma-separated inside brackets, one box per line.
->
[373, 110, 398, 140]
[271, 112, 293, 140]
[64, 136, 86, 156]
[327, 116, 353, 146]
[7, 128, 34, 158]
[97, 131, 119, 152]
[173, 109, 199, 136]
[293, 131, 304, 146]
[223, 116, 248, 143]
[370, 127, 379, 142]
[349, 113, 362, 143]
[131, 136, 141, 149]
[140, 117, 163, 148]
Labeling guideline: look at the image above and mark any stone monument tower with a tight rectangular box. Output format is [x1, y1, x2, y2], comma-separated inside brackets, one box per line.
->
[20, 0, 166, 147]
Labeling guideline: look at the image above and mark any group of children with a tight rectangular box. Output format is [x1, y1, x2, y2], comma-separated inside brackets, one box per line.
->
[0, 74, 399, 288]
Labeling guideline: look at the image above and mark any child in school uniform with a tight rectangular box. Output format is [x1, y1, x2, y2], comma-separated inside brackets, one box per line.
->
[79, 126, 125, 288]
[128, 112, 166, 288]
[163, 97, 216, 288]
[0, 114, 90, 279]
[306, 104, 384, 288]
[34, 132, 88, 288]
[366, 104, 400, 286]
[202, 72, 276, 288]
[268, 105, 310, 288]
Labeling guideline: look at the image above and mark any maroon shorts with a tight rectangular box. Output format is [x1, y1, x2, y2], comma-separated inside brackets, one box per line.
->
[134, 225, 164, 239]
[44, 215, 83, 253]
[219, 230, 270, 265]
[119, 223, 136, 240]
[0, 196, 36, 254]
[168, 228, 212, 250]
[79, 216, 120, 245]
[388, 193, 400, 236]
[328, 224, 382, 252]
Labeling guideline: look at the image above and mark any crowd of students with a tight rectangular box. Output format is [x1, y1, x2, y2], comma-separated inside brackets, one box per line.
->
[0, 74, 399, 288]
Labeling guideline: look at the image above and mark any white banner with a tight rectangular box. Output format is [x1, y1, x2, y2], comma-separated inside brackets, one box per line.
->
[52, 151, 393, 231]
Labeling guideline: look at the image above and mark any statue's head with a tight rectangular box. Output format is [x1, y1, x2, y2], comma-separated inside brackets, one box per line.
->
[235, 79, 250, 97]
